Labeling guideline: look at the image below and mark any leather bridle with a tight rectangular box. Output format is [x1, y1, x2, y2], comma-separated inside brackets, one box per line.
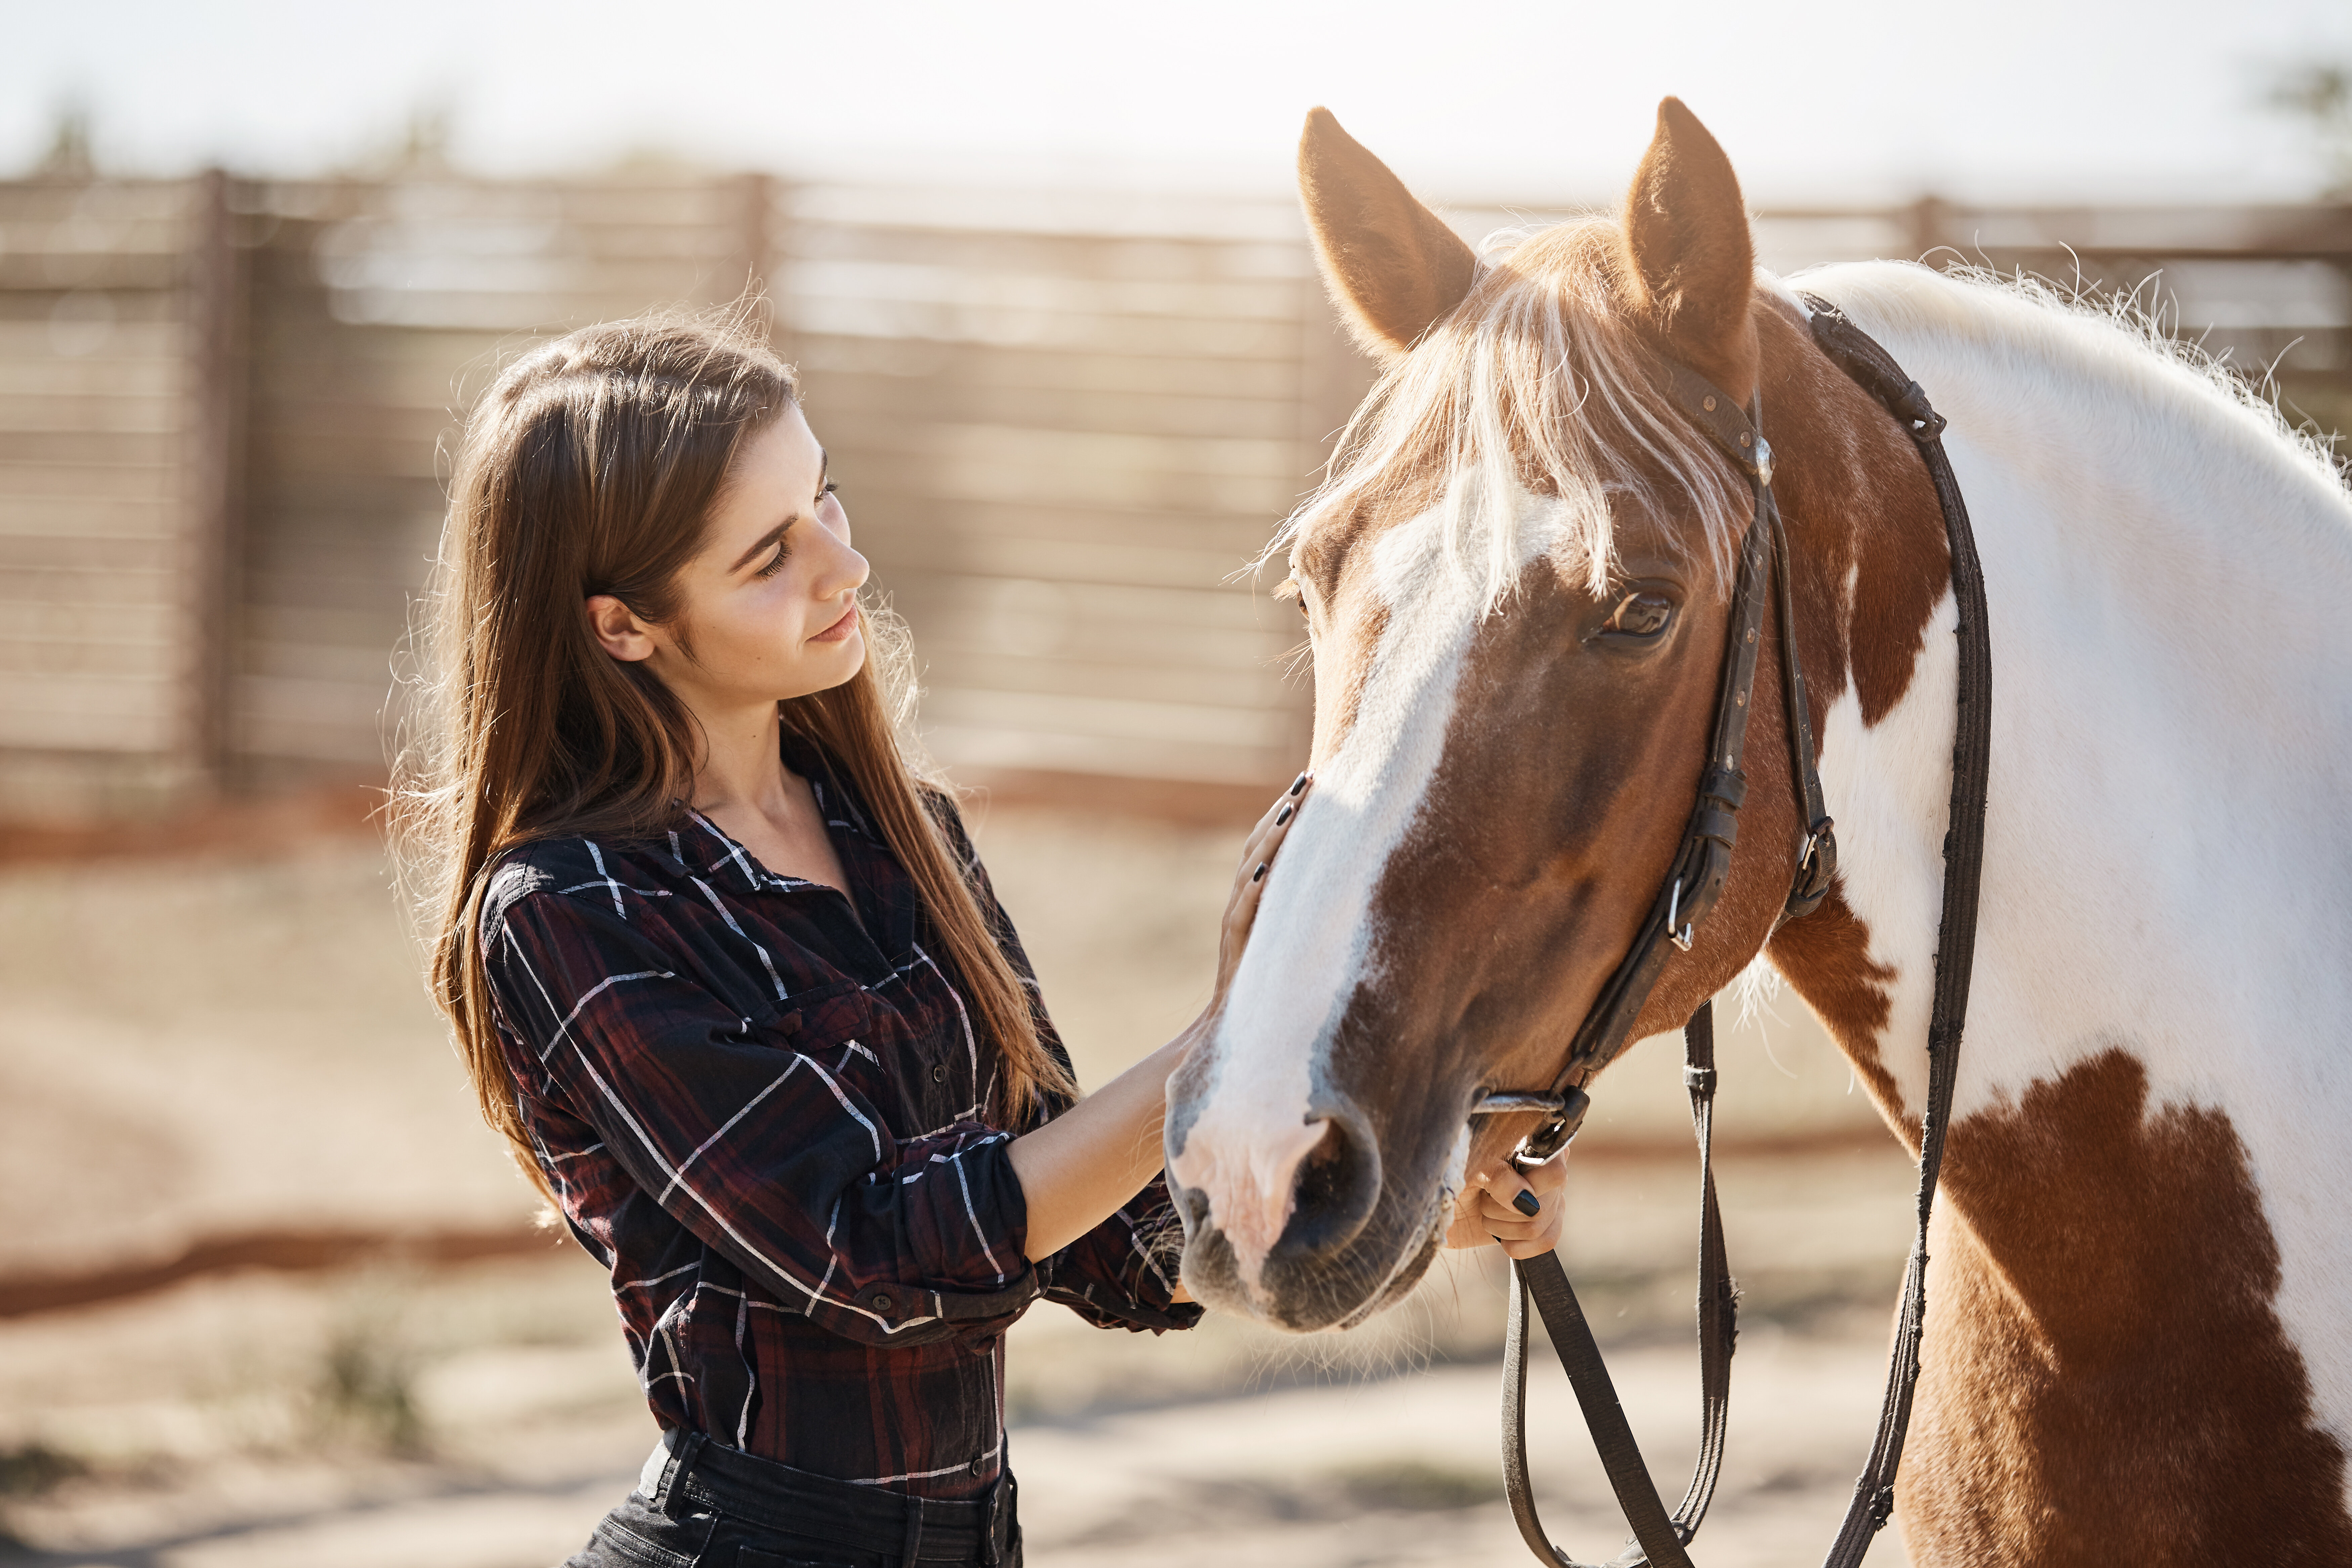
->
[1466, 298, 1994, 1568]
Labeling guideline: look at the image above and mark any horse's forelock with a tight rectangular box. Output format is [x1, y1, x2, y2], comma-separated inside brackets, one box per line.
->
[1270, 218, 1754, 614]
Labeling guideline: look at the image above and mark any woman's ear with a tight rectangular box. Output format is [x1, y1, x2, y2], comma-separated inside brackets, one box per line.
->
[585, 594, 657, 663]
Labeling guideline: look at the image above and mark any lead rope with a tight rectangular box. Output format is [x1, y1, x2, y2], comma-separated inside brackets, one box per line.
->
[1501, 1003, 1729, 1568]
[1807, 293, 1991, 1568]
[1496, 301, 1991, 1568]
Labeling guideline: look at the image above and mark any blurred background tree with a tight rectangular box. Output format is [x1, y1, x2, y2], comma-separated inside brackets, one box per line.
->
[2270, 62, 2352, 197]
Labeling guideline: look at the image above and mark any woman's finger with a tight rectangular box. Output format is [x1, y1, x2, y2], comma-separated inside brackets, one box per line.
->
[1233, 770, 1310, 881]
[1213, 772, 1312, 992]
[1474, 1163, 1564, 1258]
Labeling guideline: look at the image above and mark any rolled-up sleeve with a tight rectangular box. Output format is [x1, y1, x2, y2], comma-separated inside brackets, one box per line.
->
[486, 883, 1039, 1347]
[1042, 1176, 1201, 1332]
[932, 797, 1204, 1335]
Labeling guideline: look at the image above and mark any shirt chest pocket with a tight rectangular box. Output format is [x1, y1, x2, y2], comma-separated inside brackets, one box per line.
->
[742, 981, 894, 1095]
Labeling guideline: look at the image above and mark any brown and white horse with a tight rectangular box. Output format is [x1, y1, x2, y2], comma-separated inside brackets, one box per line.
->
[1163, 100, 2352, 1562]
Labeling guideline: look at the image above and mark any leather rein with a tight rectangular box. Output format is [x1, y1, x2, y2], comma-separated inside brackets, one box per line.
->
[1466, 297, 1993, 1568]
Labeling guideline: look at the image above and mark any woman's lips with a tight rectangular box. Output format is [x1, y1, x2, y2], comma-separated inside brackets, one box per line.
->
[810, 603, 860, 643]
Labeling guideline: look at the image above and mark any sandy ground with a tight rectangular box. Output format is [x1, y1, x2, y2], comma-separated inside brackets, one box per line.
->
[0, 805, 1916, 1564]
[0, 1246, 1912, 1566]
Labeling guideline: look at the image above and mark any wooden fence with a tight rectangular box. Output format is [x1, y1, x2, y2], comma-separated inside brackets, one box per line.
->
[1, 173, 2345, 818]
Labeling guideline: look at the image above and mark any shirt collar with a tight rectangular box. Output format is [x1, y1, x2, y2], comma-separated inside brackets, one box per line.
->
[659, 729, 886, 892]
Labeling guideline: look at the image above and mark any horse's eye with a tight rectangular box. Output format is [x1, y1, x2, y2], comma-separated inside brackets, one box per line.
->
[1604, 592, 1674, 637]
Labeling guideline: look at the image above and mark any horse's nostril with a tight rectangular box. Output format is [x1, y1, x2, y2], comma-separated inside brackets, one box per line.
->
[1282, 1108, 1381, 1256]
[1175, 1184, 1211, 1236]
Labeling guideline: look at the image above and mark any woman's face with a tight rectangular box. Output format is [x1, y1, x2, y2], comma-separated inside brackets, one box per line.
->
[596, 405, 870, 713]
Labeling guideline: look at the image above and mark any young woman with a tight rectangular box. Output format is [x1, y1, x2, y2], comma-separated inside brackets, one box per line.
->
[394, 313, 1563, 1567]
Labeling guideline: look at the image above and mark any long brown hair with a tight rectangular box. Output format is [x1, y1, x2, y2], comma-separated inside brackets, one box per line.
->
[391, 312, 1072, 1202]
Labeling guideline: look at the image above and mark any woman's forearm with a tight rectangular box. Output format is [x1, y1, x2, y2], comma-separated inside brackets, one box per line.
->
[1006, 1034, 1189, 1260]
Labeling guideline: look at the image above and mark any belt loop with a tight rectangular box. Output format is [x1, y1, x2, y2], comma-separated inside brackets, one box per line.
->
[899, 1492, 925, 1567]
[656, 1429, 708, 1521]
[981, 1472, 1010, 1566]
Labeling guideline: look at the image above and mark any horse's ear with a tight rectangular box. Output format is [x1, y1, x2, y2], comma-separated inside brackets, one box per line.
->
[1299, 107, 1478, 359]
[1621, 98, 1757, 390]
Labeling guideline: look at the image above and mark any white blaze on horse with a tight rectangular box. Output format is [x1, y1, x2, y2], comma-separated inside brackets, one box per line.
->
[1162, 100, 2352, 1560]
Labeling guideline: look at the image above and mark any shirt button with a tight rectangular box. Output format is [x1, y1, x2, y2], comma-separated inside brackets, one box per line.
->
[868, 1292, 894, 1313]
[930, 1064, 949, 1084]
[969, 1455, 989, 1475]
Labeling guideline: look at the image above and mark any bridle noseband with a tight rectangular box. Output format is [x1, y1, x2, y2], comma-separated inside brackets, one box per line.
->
[1463, 299, 1993, 1568]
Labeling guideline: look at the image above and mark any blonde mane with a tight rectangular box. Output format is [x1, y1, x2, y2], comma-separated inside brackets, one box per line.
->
[1799, 259, 2351, 499]
[1272, 220, 1753, 612]
[1274, 230, 2349, 623]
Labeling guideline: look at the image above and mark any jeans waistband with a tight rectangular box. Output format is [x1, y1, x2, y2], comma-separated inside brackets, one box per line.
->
[643, 1428, 1017, 1567]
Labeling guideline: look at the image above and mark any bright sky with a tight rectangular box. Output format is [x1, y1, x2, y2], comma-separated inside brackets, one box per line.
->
[4, 0, 2348, 204]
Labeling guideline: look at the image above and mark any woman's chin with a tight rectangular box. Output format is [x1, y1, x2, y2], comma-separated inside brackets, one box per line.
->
[784, 630, 865, 697]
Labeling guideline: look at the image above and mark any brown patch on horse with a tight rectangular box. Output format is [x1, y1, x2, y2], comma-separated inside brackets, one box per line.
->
[1756, 294, 1953, 726]
[1903, 1050, 2352, 1564]
[1762, 886, 1910, 1141]
[1289, 497, 1401, 759]
[1298, 107, 1477, 358]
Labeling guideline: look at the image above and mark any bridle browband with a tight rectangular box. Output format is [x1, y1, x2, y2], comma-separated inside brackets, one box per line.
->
[1466, 298, 1993, 1568]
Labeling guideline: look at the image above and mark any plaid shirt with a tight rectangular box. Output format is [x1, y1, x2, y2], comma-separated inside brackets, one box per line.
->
[480, 732, 1198, 1498]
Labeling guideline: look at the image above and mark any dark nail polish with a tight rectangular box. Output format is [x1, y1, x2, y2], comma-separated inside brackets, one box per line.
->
[1289, 772, 1309, 796]
[1252, 862, 1268, 883]
[1511, 1190, 1541, 1218]
[1274, 805, 1293, 826]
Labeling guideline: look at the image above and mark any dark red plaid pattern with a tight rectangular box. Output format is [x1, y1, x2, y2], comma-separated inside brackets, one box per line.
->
[480, 731, 1198, 1498]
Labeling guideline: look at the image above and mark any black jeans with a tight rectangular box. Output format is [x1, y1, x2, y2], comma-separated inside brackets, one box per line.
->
[568, 1431, 1022, 1568]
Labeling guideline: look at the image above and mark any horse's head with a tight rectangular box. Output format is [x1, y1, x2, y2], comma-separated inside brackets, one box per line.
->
[1165, 100, 1830, 1330]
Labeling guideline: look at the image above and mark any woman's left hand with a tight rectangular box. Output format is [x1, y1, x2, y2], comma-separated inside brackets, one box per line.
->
[1209, 771, 1312, 1001]
[1445, 1152, 1568, 1260]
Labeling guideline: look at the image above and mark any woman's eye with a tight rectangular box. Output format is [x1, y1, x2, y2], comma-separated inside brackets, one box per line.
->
[756, 543, 791, 579]
[819, 481, 839, 504]
[1603, 592, 1673, 637]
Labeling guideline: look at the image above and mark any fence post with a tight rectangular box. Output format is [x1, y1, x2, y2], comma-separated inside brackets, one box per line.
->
[178, 167, 249, 797]
[731, 172, 780, 350]
[1907, 194, 1951, 265]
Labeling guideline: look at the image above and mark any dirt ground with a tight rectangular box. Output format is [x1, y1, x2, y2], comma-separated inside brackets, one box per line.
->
[0, 804, 1915, 1565]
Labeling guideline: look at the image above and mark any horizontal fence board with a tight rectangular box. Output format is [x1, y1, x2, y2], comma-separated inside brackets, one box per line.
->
[0, 356, 181, 398]
[0, 255, 181, 292]
[0, 512, 204, 556]
[230, 676, 388, 763]
[0, 636, 177, 680]
[0, 392, 179, 434]
[805, 367, 1300, 444]
[793, 334, 1307, 401]
[0, 598, 177, 639]
[238, 638, 400, 687]
[786, 257, 1306, 323]
[0, 321, 181, 359]
[865, 533, 1275, 596]
[787, 294, 1300, 359]
[0, 562, 180, 604]
[787, 220, 1313, 283]
[0, 431, 179, 468]
[906, 644, 1300, 713]
[0, 459, 179, 503]
[838, 489, 1288, 558]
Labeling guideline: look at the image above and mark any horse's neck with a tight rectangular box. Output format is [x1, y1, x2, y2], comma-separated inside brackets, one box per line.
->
[1807, 273, 2352, 1124]
[1789, 268, 2352, 1437]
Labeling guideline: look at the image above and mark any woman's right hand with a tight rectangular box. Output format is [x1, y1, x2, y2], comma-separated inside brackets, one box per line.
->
[1210, 771, 1313, 1002]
